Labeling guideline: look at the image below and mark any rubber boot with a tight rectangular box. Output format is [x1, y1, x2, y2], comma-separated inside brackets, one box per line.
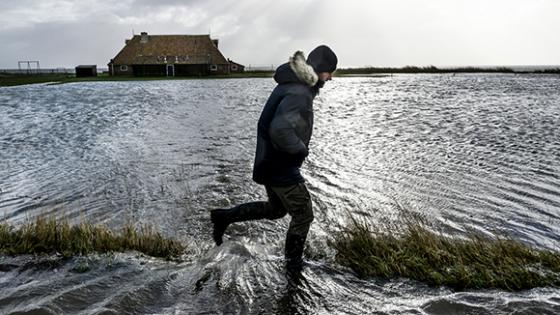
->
[210, 202, 269, 246]
[285, 234, 306, 275]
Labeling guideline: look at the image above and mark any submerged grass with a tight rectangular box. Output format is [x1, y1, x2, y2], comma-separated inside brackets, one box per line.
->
[0, 216, 185, 259]
[331, 211, 560, 291]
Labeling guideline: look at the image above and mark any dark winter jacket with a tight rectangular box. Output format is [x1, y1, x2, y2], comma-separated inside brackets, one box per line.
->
[252, 51, 320, 186]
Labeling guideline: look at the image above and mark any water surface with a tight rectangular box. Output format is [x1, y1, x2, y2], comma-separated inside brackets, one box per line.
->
[1, 74, 559, 314]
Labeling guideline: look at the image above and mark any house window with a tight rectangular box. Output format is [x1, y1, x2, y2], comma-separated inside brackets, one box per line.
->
[210, 65, 218, 71]
[120, 65, 128, 71]
[231, 65, 238, 71]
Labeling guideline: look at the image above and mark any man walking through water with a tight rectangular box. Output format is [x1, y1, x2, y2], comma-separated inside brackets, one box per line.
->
[211, 45, 338, 275]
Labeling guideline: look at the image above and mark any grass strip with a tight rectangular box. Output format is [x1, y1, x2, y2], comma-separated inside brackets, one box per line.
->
[331, 213, 560, 291]
[0, 74, 72, 87]
[0, 73, 274, 87]
[0, 216, 185, 260]
[335, 66, 560, 74]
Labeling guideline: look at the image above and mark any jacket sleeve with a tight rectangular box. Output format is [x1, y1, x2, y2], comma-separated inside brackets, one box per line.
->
[269, 94, 309, 157]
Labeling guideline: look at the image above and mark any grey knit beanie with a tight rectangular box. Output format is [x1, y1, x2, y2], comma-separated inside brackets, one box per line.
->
[306, 45, 338, 73]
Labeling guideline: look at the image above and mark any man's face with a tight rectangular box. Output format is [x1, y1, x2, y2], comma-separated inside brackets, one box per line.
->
[318, 72, 333, 82]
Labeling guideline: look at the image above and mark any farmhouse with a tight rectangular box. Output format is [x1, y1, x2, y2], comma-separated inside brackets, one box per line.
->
[108, 32, 243, 76]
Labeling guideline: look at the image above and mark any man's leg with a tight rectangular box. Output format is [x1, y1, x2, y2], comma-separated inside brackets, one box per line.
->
[211, 187, 287, 246]
[270, 183, 314, 273]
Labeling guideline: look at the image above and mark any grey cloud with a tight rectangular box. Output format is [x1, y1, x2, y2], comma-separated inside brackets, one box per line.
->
[131, 0, 207, 6]
[1, 0, 558, 68]
[0, 19, 137, 68]
[0, 0, 336, 68]
[0, 0, 33, 10]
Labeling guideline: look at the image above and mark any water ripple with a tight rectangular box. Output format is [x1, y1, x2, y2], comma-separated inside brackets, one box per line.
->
[1, 75, 560, 313]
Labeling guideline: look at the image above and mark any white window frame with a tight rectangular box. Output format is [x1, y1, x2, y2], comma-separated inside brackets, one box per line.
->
[120, 65, 128, 71]
[210, 64, 218, 71]
[231, 65, 238, 71]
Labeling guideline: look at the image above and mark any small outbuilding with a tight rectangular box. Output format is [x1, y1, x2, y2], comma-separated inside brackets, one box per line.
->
[75, 65, 98, 77]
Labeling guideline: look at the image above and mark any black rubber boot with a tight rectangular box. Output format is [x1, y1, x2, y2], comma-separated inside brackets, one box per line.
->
[210, 208, 231, 246]
[210, 202, 270, 246]
[285, 234, 306, 275]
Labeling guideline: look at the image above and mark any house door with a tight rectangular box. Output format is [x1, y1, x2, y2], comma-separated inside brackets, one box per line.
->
[166, 65, 175, 77]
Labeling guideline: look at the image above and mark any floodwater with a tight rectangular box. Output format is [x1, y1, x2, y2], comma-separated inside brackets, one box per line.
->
[1, 74, 560, 314]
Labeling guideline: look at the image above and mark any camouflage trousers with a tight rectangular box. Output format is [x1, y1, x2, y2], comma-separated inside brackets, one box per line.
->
[263, 182, 314, 238]
[212, 182, 313, 270]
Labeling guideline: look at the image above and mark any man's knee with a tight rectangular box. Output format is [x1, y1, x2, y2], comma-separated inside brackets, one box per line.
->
[288, 205, 314, 237]
[294, 207, 314, 225]
[295, 194, 313, 222]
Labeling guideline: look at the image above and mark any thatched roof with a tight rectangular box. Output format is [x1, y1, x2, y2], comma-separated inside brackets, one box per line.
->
[228, 59, 245, 67]
[111, 34, 229, 65]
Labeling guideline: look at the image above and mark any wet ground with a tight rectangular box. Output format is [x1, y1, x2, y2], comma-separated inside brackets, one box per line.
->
[1, 74, 559, 314]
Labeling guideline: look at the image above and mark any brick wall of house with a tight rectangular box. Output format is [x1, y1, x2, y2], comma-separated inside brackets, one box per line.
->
[110, 64, 133, 76]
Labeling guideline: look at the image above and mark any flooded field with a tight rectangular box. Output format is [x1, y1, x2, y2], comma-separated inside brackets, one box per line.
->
[1, 74, 560, 314]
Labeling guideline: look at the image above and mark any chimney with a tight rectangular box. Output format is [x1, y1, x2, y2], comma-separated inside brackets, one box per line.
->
[212, 39, 219, 48]
[125, 39, 130, 45]
[140, 32, 148, 43]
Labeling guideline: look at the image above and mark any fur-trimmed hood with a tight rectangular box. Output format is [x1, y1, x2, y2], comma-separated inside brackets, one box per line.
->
[289, 51, 318, 86]
[273, 51, 318, 87]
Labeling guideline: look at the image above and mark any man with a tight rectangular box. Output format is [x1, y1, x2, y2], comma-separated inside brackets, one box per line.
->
[211, 45, 338, 274]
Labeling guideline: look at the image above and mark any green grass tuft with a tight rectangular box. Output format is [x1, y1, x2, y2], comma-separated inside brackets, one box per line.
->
[331, 212, 560, 291]
[0, 216, 185, 260]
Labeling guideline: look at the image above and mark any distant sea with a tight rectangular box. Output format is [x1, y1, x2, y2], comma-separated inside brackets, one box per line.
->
[439, 65, 560, 71]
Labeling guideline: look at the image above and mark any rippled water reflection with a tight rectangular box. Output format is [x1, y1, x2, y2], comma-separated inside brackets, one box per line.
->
[1, 75, 559, 314]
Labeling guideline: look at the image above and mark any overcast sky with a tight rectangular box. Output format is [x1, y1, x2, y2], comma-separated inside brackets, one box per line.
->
[1, 0, 558, 69]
